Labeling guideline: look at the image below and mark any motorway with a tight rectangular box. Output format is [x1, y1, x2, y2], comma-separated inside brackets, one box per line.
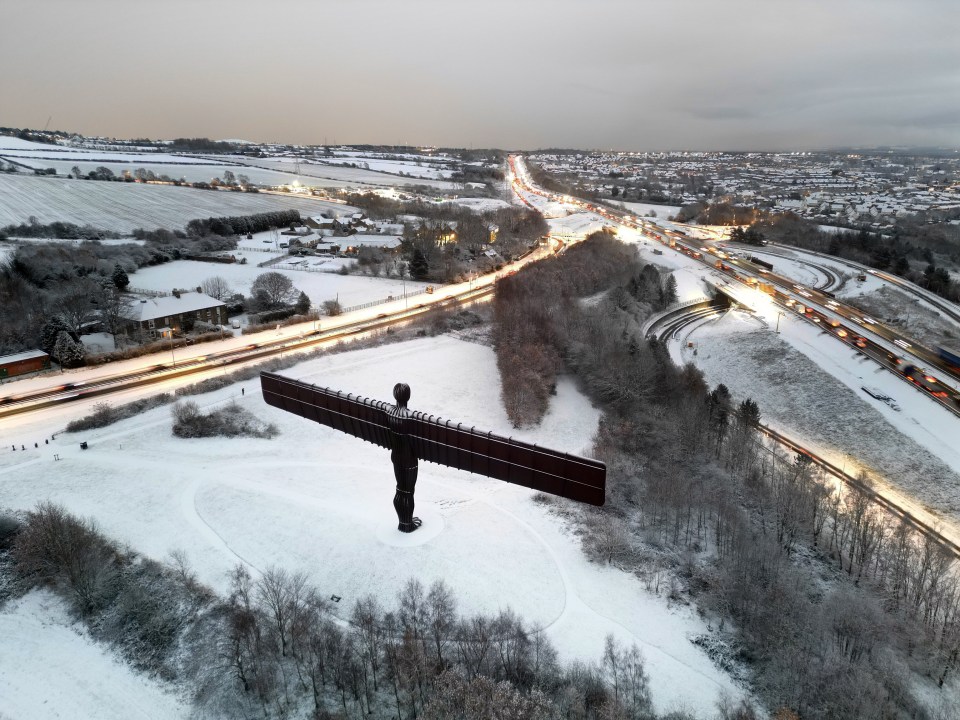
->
[509, 155, 960, 416]
[643, 300, 960, 557]
[512, 154, 960, 557]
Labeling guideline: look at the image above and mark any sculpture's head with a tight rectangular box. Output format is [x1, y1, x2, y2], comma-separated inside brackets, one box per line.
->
[393, 382, 411, 409]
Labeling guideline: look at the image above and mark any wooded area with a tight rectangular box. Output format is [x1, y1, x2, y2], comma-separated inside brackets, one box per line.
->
[492, 232, 960, 719]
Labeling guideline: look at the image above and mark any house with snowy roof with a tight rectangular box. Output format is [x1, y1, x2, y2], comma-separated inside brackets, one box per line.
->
[127, 290, 226, 339]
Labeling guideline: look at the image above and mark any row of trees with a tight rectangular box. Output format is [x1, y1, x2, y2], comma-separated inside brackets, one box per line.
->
[491, 233, 960, 718]
[2, 503, 676, 720]
[185, 209, 302, 238]
[1, 218, 121, 241]
[750, 213, 960, 302]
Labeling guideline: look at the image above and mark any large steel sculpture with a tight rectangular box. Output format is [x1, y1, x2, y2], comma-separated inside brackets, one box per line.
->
[260, 371, 606, 532]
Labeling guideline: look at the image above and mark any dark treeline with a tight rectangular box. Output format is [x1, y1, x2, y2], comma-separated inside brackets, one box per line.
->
[492, 232, 960, 718]
[185, 209, 301, 238]
[526, 161, 686, 208]
[0, 219, 121, 241]
[167, 137, 242, 153]
[752, 213, 960, 302]
[0, 502, 688, 720]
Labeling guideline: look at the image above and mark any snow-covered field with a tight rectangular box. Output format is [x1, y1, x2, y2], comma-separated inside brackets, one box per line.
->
[245, 158, 457, 189]
[548, 213, 609, 239]
[0, 591, 188, 720]
[319, 157, 455, 180]
[442, 197, 511, 213]
[6, 159, 310, 188]
[612, 200, 682, 219]
[128, 258, 428, 309]
[0, 137, 219, 165]
[0, 336, 742, 716]
[0, 175, 350, 232]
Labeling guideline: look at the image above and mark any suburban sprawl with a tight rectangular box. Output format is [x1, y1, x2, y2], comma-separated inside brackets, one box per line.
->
[1, 126, 960, 720]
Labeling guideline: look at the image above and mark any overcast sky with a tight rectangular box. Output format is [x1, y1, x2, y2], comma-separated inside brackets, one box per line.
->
[3, 0, 958, 150]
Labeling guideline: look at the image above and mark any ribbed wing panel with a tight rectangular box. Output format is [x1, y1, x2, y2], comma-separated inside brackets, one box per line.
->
[407, 414, 606, 506]
[260, 371, 391, 450]
[260, 372, 606, 506]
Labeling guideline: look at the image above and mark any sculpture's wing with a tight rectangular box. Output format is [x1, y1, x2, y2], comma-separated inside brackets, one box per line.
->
[260, 372, 391, 450]
[406, 413, 606, 506]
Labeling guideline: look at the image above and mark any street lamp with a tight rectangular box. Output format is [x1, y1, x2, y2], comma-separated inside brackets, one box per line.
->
[775, 311, 785, 334]
[168, 329, 176, 367]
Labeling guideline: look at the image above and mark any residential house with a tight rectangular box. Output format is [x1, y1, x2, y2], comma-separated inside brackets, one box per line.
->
[128, 290, 227, 339]
[343, 234, 403, 253]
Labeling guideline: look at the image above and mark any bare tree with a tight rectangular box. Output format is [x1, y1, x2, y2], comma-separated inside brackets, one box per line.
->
[95, 284, 135, 345]
[250, 272, 297, 310]
[54, 277, 102, 334]
[256, 566, 303, 658]
[202, 275, 232, 302]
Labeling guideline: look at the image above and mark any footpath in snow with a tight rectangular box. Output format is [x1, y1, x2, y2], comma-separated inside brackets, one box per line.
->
[0, 335, 742, 716]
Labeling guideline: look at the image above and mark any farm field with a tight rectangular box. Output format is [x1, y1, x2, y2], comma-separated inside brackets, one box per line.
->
[249, 157, 458, 189]
[128, 257, 430, 309]
[4, 159, 306, 187]
[0, 174, 351, 232]
[319, 156, 456, 179]
[0, 136, 220, 165]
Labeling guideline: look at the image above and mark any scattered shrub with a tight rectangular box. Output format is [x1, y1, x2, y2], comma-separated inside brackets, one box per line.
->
[66, 394, 173, 432]
[171, 400, 278, 439]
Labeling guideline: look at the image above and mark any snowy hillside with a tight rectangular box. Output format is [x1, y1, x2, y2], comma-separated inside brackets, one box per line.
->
[0, 335, 743, 716]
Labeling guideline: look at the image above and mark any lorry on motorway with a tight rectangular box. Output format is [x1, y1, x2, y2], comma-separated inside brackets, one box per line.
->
[749, 256, 774, 271]
[938, 346, 960, 369]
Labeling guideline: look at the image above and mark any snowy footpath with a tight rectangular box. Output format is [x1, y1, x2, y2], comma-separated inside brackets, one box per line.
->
[0, 335, 742, 716]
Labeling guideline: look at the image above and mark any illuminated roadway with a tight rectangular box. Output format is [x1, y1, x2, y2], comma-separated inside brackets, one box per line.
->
[509, 155, 960, 416]
[512, 154, 960, 557]
[0, 238, 565, 420]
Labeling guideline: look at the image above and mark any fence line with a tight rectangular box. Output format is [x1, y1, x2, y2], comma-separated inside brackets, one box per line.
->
[257, 254, 287, 269]
[340, 289, 430, 314]
[128, 287, 170, 297]
[238, 245, 282, 254]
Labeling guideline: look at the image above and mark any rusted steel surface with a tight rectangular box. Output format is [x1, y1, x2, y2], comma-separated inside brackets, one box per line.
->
[260, 371, 605, 506]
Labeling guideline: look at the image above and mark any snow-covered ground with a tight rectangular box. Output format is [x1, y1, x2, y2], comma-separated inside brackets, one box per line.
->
[668, 301, 960, 539]
[0, 591, 189, 720]
[442, 197, 511, 213]
[741, 248, 832, 289]
[548, 213, 609, 239]
[0, 174, 351, 232]
[0, 336, 742, 716]
[612, 200, 681, 219]
[0, 137, 218, 165]
[318, 157, 455, 180]
[244, 158, 457, 190]
[128, 257, 428, 309]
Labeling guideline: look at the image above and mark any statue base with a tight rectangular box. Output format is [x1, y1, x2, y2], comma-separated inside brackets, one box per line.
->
[375, 504, 445, 547]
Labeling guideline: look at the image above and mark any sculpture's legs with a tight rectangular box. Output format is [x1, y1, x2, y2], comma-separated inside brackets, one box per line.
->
[393, 460, 421, 533]
[393, 487, 422, 533]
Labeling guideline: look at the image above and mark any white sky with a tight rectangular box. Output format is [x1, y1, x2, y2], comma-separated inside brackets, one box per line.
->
[2, 0, 958, 150]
